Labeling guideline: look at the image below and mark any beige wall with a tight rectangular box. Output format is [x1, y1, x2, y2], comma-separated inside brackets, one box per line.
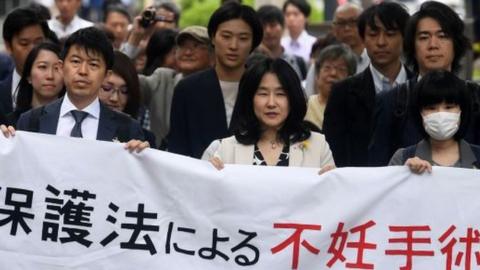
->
[255, 0, 284, 9]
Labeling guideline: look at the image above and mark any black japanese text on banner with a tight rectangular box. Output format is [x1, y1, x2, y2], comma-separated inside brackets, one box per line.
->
[0, 131, 479, 270]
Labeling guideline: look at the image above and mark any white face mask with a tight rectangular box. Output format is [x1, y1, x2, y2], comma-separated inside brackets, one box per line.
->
[422, 111, 461, 141]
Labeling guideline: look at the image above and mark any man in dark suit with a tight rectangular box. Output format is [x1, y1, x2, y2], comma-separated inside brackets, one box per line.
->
[168, 2, 263, 158]
[0, 7, 51, 115]
[323, 2, 411, 167]
[1, 27, 148, 151]
[370, 1, 478, 165]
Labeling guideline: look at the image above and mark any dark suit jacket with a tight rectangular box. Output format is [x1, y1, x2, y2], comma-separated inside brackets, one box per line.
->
[323, 66, 414, 167]
[0, 53, 14, 82]
[0, 71, 13, 115]
[168, 68, 232, 158]
[371, 77, 480, 166]
[0, 104, 7, 125]
[16, 98, 145, 142]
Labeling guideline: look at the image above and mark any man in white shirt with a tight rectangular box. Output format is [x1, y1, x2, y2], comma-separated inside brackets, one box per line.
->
[332, 3, 369, 73]
[2, 27, 148, 151]
[257, 5, 307, 80]
[304, 3, 368, 96]
[323, 2, 411, 167]
[281, 0, 316, 64]
[48, 0, 93, 39]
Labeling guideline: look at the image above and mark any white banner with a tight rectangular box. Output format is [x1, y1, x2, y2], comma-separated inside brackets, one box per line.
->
[0, 132, 480, 270]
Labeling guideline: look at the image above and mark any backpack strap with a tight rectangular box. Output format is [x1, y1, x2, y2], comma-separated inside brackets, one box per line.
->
[469, 144, 480, 168]
[393, 80, 411, 121]
[294, 55, 307, 80]
[401, 145, 417, 164]
[391, 81, 412, 152]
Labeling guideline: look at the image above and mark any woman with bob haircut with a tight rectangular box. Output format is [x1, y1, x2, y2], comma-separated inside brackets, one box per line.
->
[209, 57, 335, 170]
[7, 42, 65, 126]
[99, 51, 157, 148]
[389, 70, 480, 172]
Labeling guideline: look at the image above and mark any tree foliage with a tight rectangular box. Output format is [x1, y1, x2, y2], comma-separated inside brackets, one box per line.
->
[179, 0, 321, 29]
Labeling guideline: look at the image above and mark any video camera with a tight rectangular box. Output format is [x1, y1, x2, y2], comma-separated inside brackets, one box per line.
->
[139, 9, 174, 28]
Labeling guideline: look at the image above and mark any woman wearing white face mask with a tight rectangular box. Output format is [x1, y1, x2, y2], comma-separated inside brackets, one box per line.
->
[389, 71, 480, 173]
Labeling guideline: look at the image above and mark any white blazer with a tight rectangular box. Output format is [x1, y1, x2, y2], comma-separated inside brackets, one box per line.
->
[213, 132, 335, 168]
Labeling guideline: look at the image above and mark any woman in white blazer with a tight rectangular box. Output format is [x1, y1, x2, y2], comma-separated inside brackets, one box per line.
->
[210, 57, 335, 170]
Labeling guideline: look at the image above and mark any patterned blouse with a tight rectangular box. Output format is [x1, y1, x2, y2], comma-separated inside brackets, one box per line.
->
[253, 142, 290, 166]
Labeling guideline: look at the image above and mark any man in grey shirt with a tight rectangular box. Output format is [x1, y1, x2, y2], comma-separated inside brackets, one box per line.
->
[138, 26, 214, 147]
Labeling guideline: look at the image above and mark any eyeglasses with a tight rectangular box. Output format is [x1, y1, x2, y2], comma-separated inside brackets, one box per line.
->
[101, 84, 128, 96]
[333, 19, 358, 28]
[321, 64, 348, 74]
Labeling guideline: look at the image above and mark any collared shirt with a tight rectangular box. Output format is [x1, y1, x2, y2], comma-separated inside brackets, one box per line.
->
[356, 49, 370, 75]
[369, 64, 408, 94]
[11, 69, 21, 110]
[48, 15, 94, 39]
[281, 30, 316, 63]
[56, 94, 100, 140]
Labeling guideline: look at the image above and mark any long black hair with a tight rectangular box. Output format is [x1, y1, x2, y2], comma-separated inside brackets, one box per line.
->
[16, 42, 65, 113]
[143, 29, 178, 76]
[111, 51, 141, 117]
[232, 57, 310, 145]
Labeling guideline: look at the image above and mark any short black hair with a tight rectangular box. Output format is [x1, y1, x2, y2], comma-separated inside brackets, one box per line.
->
[16, 42, 65, 113]
[403, 1, 470, 74]
[221, 0, 242, 4]
[111, 51, 141, 117]
[282, 0, 311, 18]
[257, 5, 284, 27]
[155, 2, 181, 26]
[357, 1, 409, 40]
[232, 57, 310, 145]
[143, 29, 178, 76]
[61, 27, 114, 71]
[103, 4, 131, 23]
[207, 2, 263, 53]
[3, 6, 50, 44]
[27, 2, 51, 20]
[413, 70, 471, 141]
[310, 33, 338, 59]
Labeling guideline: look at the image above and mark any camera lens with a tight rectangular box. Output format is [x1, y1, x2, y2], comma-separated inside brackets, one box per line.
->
[140, 10, 156, 28]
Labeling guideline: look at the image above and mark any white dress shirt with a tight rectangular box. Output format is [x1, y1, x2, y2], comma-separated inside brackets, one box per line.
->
[56, 95, 100, 140]
[281, 30, 316, 63]
[48, 15, 94, 39]
[370, 64, 408, 94]
[10, 69, 21, 110]
[356, 49, 370, 75]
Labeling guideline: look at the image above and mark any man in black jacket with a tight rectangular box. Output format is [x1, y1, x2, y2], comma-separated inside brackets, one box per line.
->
[168, 2, 263, 158]
[1, 27, 149, 152]
[323, 2, 411, 167]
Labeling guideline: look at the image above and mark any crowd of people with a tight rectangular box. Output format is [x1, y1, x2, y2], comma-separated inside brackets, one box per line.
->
[1, 0, 479, 173]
